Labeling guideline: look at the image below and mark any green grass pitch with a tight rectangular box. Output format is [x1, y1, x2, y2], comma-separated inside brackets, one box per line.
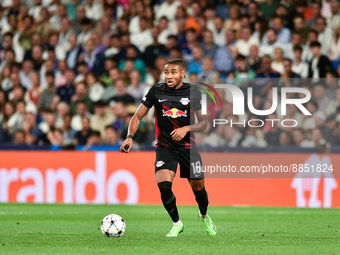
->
[0, 204, 339, 255]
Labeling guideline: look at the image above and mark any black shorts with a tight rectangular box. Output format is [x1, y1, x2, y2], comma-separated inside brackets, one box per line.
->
[155, 146, 204, 179]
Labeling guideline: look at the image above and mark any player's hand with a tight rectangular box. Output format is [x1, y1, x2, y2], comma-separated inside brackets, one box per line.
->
[170, 126, 189, 142]
[120, 138, 133, 153]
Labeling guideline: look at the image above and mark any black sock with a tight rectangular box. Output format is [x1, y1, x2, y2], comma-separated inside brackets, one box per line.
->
[193, 187, 209, 216]
[158, 181, 179, 222]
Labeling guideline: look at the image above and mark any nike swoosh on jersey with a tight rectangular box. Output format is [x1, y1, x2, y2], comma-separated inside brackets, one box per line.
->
[158, 99, 168, 102]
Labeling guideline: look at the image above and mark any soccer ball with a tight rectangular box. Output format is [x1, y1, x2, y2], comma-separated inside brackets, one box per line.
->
[100, 214, 126, 237]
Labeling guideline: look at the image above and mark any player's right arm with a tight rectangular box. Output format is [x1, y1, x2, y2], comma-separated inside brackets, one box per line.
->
[120, 104, 150, 153]
[120, 85, 156, 153]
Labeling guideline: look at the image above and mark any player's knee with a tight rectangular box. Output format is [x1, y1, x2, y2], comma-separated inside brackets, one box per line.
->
[190, 179, 205, 191]
[194, 187, 209, 206]
[157, 181, 174, 202]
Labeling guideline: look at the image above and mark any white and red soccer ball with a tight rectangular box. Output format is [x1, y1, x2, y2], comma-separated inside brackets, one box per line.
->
[101, 214, 126, 237]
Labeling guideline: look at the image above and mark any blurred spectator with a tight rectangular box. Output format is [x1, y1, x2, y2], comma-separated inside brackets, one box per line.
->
[265, 113, 282, 145]
[126, 70, 146, 104]
[308, 41, 332, 80]
[222, 125, 242, 147]
[69, 81, 93, 115]
[143, 27, 165, 69]
[292, 128, 312, 147]
[326, 85, 340, 115]
[262, 16, 291, 45]
[54, 69, 76, 105]
[155, 0, 180, 22]
[213, 34, 234, 75]
[60, 114, 77, 146]
[325, 71, 339, 99]
[108, 79, 135, 106]
[157, 16, 172, 45]
[293, 16, 309, 44]
[38, 72, 56, 111]
[323, 114, 339, 145]
[302, 99, 319, 131]
[31, 45, 44, 72]
[211, 16, 226, 47]
[271, 47, 284, 74]
[188, 46, 203, 75]
[247, 45, 261, 71]
[35, 8, 52, 43]
[306, 1, 322, 29]
[315, 16, 333, 55]
[86, 72, 104, 103]
[47, 129, 64, 146]
[85, 0, 104, 22]
[84, 130, 102, 147]
[130, 16, 153, 53]
[329, 1, 340, 32]
[72, 5, 87, 35]
[285, 32, 303, 60]
[0, 49, 16, 74]
[236, 26, 259, 57]
[253, 55, 280, 96]
[241, 128, 267, 147]
[77, 17, 94, 47]
[50, 4, 68, 31]
[104, 125, 123, 145]
[59, 17, 75, 50]
[278, 58, 301, 88]
[22, 111, 44, 144]
[111, 101, 128, 133]
[302, 29, 319, 62]
[259, 0, 280, 20]
[13, 129, 25, 144]
[259, 29, 285, 57]
[309, 127, 327, 148]
[19, 59, 34, 90]
[313, 83, 331, 113]
[71, 101, 92, 131]
[224, 4, 241, 31]
[328, 24, 340, 67]
[5, 100, 25, 135]
[55, 102, 70, 129]
[66, 0, 82, 21]
[198, 57, 219, 83]
[75, 62, 89, 83]
[96, 16, 117, 45]
[90, 100, 115, 139]
[18, 15, 35, 52]
[200, 30, 218, 59]
[118, 45, 146, 82]
[74, 116, 93, 145]
[279, 131, 293, 146]
[292, 46, 309, 78]
[25, 72, 42, 106]
[81, 39, 106, 77]
[234, 54, 256, 87]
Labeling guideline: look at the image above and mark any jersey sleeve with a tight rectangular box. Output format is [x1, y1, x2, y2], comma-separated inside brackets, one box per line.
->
[193, 85, 202, 111]
[141, 85, 156, 108]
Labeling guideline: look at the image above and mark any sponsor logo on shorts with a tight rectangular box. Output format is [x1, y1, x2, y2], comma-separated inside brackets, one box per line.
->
[162, 108, 187, 118]
[156, 161, 165, 167]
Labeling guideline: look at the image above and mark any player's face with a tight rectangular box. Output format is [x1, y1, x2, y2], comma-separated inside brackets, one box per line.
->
[164, 64, 185, 88]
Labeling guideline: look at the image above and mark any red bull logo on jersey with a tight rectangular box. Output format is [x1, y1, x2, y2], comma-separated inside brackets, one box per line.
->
[162, 108, 187, 118]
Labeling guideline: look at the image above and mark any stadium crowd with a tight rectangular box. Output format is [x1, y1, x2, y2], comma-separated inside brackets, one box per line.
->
[0, 0, 340, 150]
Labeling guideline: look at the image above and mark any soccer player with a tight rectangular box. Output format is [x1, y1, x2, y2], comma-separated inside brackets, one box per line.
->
[120, 59, 216, 237]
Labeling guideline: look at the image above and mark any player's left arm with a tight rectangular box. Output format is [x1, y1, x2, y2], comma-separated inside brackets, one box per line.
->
[170, 110, 207, 142]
